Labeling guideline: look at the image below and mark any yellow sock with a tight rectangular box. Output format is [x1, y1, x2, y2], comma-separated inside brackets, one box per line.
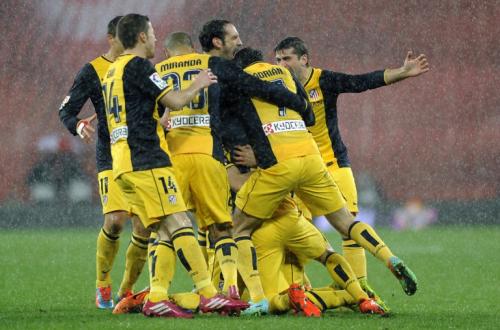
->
[306, 288, 356, 310]
[149, 240, 176, 302]
[215, 236, 238, 293]
[208, 247, 223, 291]
[96, 227, 120, 288]
[324, 253, 368, 302]
[170, 292, 201, 311]
[118, 234, 148, 297]
[282, 251, 305, 285]
[171, 227, 217, 298]
[348, 221, 394, 263]
[235, 236, 265, 302]
[269, 294, 290, 314]
[197, 230, 208, 262]
[342, 239, 367, 279]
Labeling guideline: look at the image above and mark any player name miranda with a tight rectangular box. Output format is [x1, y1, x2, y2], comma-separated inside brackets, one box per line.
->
[159, 59, 203, 71]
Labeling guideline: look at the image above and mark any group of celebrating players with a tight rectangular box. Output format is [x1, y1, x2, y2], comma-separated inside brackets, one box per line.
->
[59, 13, 429, 318]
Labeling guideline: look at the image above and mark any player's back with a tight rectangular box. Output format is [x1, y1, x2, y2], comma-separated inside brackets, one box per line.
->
[103, 54, 172, 178]
[156, 53, 215, 156]
[243, 62, 319, 163]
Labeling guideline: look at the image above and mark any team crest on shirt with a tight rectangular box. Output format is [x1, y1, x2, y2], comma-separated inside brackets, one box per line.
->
[168, 195, 177, 205]
[308, 89, 320, 101]
[149, 72, 167, 90]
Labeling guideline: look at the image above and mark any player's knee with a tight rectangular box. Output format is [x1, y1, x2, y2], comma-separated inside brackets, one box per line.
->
[103, 211, 128, 235]
[163, 212, 193, 235]
[208, 222, 232, 240]
[131, 214, 150, 237]
[325, 207, 354, 236]
[317, 250, 335, 265]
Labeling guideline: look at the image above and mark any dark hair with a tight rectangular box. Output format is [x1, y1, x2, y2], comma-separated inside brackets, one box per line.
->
[107, 16, 123, 37]
[233, 47, 263, 68]
[117, 14, 150, 49]
[199, 19, 231, 52]
[274, 36, 309, 58]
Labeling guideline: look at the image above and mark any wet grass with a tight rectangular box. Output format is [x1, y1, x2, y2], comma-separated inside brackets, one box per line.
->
[1, 226, 499, 329]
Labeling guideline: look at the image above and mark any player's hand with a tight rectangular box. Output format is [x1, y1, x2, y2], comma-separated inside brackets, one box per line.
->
[233, 144, 257, 168]
[160, 108, 171, 130]
[76, 113, 96, 143]
[402, 51, 429, 77]
[192, 69, 218, 89]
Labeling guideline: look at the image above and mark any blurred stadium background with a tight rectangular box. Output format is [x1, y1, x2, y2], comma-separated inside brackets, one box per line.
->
[0, 0, 498, 227]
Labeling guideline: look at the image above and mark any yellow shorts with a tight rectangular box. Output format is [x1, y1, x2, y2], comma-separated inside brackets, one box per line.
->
[327, 166, 358, 214]
[252, 209, 327, 298]
[97, 170, 131, 215]
[115, 167, 187, 228]
[235, 154, 346, 219]
[171, 154, 232, 230]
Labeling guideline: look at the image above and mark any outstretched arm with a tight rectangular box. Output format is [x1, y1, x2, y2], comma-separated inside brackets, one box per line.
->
[384, 51, 430, 84]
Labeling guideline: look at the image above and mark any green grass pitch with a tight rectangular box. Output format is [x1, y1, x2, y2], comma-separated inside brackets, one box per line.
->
[1, 226, 499, 329]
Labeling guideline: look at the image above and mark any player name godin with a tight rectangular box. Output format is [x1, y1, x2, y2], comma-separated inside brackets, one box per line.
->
[160, 59, 203, 71]
[253, 67, 284, 79]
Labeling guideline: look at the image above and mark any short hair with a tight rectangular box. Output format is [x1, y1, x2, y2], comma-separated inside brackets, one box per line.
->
[164, 32, 194, 50]
[274, 36, 309, 58]
[107, 16, 123, 37]
[233, 47, 263, 68]
[199, 19, 231, 52]
[117, 14, 150, 49]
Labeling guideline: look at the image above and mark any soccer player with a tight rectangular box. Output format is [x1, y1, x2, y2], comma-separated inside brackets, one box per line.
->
[230, 47, 418, 307]
[102, 13, 247, 318]
[198, 20, 313, 314]
[59, 16, 150, 309]
[225, 141, 385, 316]
[274, 36, 429, 295]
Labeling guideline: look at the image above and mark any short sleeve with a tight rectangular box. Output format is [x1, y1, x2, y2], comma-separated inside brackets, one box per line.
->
[127, 57, 172, 102]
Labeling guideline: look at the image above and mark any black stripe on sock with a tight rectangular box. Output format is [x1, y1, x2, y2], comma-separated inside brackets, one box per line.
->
[176, 248, 192, 272]
[307, 291, 328, 312]
[343, 243, 361, 248]
[347, 221, 360, 239]
[171, 230, 195, 241]
[234, 236, 252, 243]
[360, 229, 379, 247]
[334, 264, 350, 283]
[158, 240, 174, 250]
[251, 247, 258, 270]
[102, 228, 119, 241]
[215, 242, 237, 256]
[132, 234, 149, 246]
[130, 240, 148, 250]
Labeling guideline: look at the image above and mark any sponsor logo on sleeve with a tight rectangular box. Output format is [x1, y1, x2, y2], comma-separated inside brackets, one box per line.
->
[149, 72, 168, 90]
[110, 126, 128, 144]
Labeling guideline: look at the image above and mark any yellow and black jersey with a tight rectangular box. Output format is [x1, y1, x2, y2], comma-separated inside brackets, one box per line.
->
[232, 62, 319, 168]
[59, 56, 113, 172]
[156, 53, 311, 165]
[304, 68, 386, 167]
[102, 54, 172, 179]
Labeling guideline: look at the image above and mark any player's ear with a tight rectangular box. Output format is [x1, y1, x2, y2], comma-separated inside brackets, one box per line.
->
[300, 54, 309, 66]
[212, 37, 223, 49]
[139, 31, 147, 43]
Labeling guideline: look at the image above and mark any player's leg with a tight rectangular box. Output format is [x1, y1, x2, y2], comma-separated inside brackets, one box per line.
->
[190, 154, 239, 298]
[95, 170, 129, 308]
[298, 155, 417, 296]
[116, 169, 191, 318]
[117, 215, 150, 301]
[233, 162, 297, 307]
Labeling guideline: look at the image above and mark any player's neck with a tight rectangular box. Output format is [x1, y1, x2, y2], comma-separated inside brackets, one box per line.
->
[103, 48, 121, 62]
[299, 67, 313, 85]
[122, 47, 147, 59]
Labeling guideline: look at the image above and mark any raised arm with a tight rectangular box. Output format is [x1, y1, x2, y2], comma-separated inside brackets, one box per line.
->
[384, 51, 429, 84]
